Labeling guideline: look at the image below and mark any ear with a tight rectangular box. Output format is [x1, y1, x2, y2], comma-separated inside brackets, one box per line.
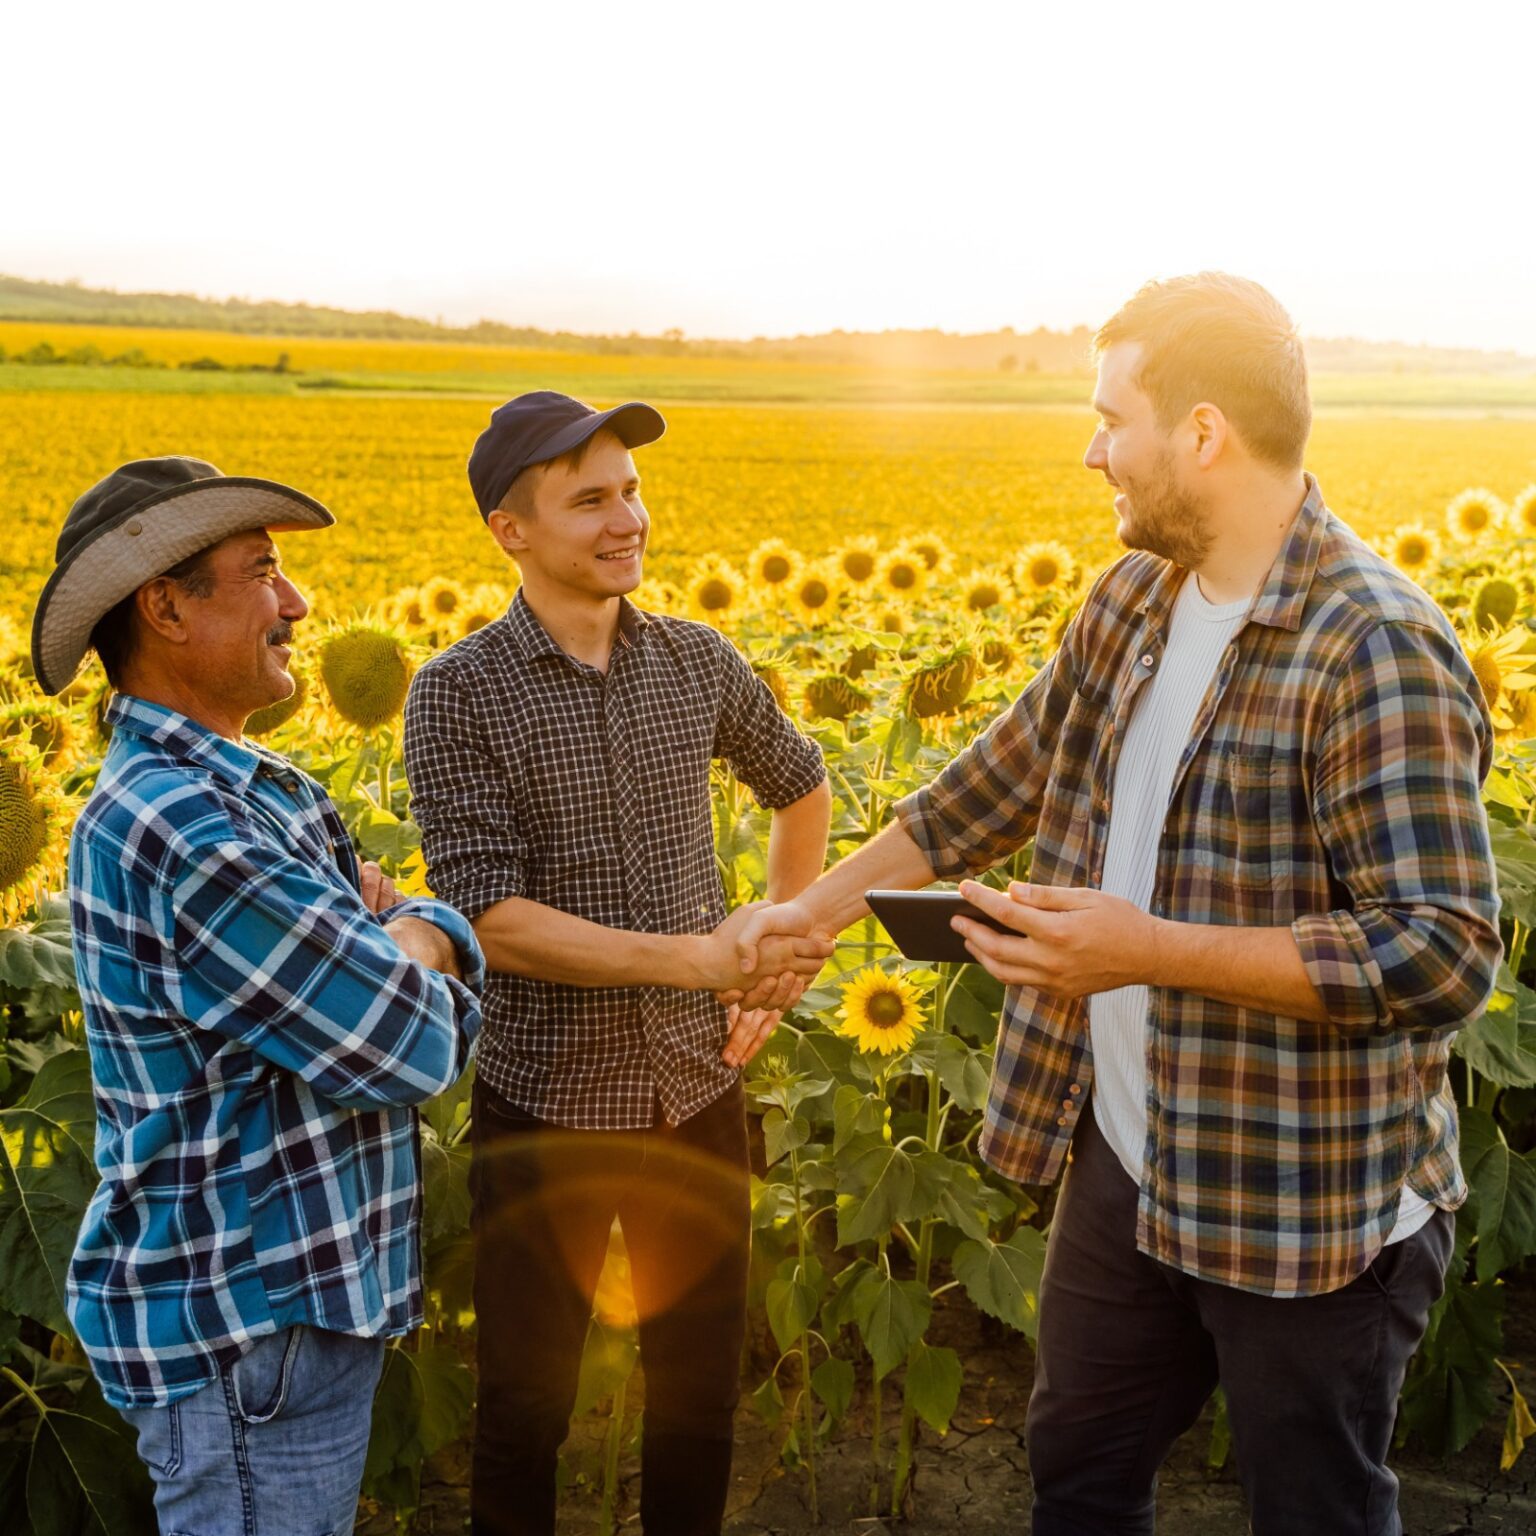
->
[1189, 402, 1228, 468]
[135, 578, 192, 645]
[487, 508, 530, 557]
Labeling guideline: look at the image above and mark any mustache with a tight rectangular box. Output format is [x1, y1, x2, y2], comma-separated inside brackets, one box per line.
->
[266, 621, 295, 646]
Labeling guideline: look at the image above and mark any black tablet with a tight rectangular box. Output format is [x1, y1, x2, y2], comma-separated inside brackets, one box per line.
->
[865, 889, 1019, 964]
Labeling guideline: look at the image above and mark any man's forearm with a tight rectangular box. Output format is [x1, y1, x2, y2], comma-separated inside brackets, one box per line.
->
[472, 897, 708, 989]
[800, 817, 938, 936]
[1146, 917, 1332, 1025]
[766, 779, 833, 902]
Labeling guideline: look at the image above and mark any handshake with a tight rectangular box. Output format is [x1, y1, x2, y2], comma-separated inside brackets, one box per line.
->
[690, 899, 835, 1070]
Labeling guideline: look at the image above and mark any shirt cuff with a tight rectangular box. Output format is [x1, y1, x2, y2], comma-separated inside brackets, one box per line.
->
[893, 786, 973, 880]
[1291, 909, 1388, 1034]
[381, 897, 487, 995]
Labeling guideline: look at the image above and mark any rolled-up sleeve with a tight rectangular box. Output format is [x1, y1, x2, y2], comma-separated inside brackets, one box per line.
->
[1292, 618, 1503, 1035]
[894, 637, 1080, 878]
[711, 634, 826, 809]
[404, 657, 530, 919]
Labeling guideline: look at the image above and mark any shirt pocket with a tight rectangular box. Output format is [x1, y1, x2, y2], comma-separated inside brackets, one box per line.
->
[1224, 751, 1314, 895]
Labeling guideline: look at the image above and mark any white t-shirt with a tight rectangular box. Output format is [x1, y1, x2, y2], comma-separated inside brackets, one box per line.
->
[1087, 569, 1433, 1247]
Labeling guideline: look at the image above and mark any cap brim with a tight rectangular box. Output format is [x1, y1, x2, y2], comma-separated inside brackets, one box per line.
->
[30, 477, 334, 696]
[526, 401, 667, 469]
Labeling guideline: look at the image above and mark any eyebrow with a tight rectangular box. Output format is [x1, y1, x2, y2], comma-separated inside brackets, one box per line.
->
[1091, 400, 1122, 422]
[566, 478, 641, 503]
[248, 552, 281, 573]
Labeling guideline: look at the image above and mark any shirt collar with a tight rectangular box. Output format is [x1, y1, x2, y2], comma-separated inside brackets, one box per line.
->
[504, 588, 651, 663]
[106, 694, 277, 792]
[1133, 473, 1328, 635]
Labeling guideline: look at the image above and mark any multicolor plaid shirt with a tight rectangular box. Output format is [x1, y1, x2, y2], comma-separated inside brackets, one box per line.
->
[67, 695, 484, 1409]
[895, 477, 1502, 1297]
[404, 593, 826, 1129]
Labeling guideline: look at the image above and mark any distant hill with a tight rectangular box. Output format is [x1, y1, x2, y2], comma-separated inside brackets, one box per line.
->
[3, 273, 1533, 376]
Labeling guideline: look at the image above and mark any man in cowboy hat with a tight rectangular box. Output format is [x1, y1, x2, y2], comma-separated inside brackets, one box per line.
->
[33, 456, 486, 1536]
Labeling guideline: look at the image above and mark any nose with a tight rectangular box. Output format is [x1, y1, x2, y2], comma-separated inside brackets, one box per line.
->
[610, 498, 647, 537]
[1083, 428, 1108, 473]
[276, 573, 309, 622]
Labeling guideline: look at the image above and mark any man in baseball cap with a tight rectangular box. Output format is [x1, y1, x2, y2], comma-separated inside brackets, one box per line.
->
[407, 394, 834, 1535]
[35, 457, 485, 1536]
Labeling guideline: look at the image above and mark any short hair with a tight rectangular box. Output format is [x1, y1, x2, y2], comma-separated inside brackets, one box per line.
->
[90, 545, 218, 688]
[495, 428, 617, 520]
[1094, 272, 1311, 469]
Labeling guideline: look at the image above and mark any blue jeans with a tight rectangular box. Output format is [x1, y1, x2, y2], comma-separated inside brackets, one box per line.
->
[120, 1324, 386, 1536]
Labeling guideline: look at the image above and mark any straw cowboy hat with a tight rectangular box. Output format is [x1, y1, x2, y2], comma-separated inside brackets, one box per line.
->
[30, 456, 334, 696]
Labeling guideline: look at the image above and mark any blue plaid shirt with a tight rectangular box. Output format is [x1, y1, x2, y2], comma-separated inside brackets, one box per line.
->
[66, 695, 484, 1410]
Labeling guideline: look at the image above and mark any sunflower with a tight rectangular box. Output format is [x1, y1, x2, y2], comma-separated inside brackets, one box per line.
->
[1472, 576, 1521, 632]
[907, 535, 954, 575]
[1385, 524, 1440, 576]
[748, 539, 803, 592]
[1447, 489, 1507, 543]
[1510, 486, 1536, 538]
[319, 622, 413, 730]
[457, 584, 510, 639]
[688, 559, 745, 623]
[964, 568, 1011, 614]
[1014, 541, 1077, 595]
[835, 537, 882, 588]
[792, 564, 842, 627]
[1461, 622, 1536, 735]
[1044, 598, 1082, 654]
[836, 967, 926, 1055]
[419, 576, 467, 620]
[0, 742, 68, 924]
[388, 586, 430, 632]
[752, 661, 791, 712]
[878, 546, 928, 603]
[902, 644, 979, 719]
[636, 578, 685, 615]
[0, 698, 76, 767]
[804, 673, 872, 723]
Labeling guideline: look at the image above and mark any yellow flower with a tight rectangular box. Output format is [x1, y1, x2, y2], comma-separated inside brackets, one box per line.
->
[419, 576, 466, 619]
[878, 546, 928, 602]
[457, 584, 510, 639]
[1472, 577, 1521, 632]
[792, 564, 842, 627]
[0, 742, 67, 924]
[688, 559, 745, 623]
[388, 586, 429, 632]
[902, 645, 979, 719]
[964, 569, 1011, 613]
[748, 539, 803, 591]
[1461, 622, 1536, 734]
[1014, 541, 1077, 594]
[1510, 485, 1536, 538]
[835, 537, 881, 588]
[1385, 524, 1440, 575]
[908, 535, 954, 575]
[0, 698, 76, 768]
[320, 622, 413, 730]
[1447, 488, 1507, 542]
[804, 673, 872, 723]
[836, 967, 926, 1055]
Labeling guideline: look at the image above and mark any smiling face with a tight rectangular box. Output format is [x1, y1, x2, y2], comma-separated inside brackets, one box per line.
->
[1083, 341, 1214, 568]
[488, 429, 649, 604]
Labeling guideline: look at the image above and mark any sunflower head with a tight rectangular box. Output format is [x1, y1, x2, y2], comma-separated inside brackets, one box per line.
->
[1447, 488, 1507, 542]
[982, 637, 1015, 673]
[836, 967, 926, 1055]
[688, 560, 744, 622]
[879, 547, 927, 601]
[841, 644, 879, 681]
[836, 537, 881, 586]
[749, 539, 802, 589]
[804, 673, 872, 723]
[965, 570, 1009, 613]
[1461, 622, 1536, 733]
[420, 576, 466, 619]
[458, 584, 508, 638]
[1015, 541, 1076, 594]
[1472, 577, 1521, 632]
[1511, 486, 1536, 538]
[245, 665, 310, 738]
[0, 743, 66, 923]
[908, 536, 953, 574]
[793, 565, 841, 626]
[752, 661, 790, 712]
[0, 698, 76, 767]
[1387, 524, 1440, 573]
[320, 623, 413, 730]
[389, 587, 430, 631]
[903, 644, 979, 719]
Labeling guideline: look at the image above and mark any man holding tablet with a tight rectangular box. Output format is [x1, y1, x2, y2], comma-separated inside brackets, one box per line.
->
[731, 274, 1501, 1535]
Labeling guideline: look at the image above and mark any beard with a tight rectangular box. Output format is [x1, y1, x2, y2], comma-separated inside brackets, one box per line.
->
[1115, 450, 1214, 568]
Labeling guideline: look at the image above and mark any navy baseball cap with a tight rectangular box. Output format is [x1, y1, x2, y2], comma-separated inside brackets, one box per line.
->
[467, 391, 666, 519]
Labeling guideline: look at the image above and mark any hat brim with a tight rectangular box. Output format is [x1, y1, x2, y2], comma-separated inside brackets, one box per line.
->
[31, 477, 334, 696]
[525, 401, 667, 471]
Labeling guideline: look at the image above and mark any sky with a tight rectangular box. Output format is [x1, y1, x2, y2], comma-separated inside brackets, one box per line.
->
[6, 1, 1535, 352]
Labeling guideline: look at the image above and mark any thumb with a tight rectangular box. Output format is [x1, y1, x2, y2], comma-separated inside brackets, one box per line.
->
[735, 908, 768, 974]
[1009, 881, 1086, 910]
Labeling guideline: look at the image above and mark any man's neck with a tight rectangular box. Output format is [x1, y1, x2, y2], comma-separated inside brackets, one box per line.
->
[520, 582, 624, 673]
[1193, 471, 1310, 606]
[117, 666, 246, 742]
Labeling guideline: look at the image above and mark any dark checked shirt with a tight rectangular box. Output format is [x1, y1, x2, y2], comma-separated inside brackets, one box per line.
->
[403, 593, 826, 1129]
[896, 476, 1502, 1298]
[67, 696, 484, 1409]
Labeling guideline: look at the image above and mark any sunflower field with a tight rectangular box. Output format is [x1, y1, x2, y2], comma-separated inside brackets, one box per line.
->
[2, 356, 1536, 1531]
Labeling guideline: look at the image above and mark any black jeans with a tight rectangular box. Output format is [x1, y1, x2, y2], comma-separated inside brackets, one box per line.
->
[1028, 1102, 1454, 1536]
[469, 1076, 751, 1536]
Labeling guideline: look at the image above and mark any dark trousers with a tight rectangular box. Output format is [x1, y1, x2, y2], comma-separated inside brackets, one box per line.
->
[469, 1076, 751, 1536]
[1028, 1103, 1454, 1536]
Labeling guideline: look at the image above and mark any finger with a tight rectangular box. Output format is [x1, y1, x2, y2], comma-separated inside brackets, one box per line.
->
[1008, 880, 1092, 911]
[962, 937, 1044, 987]
[957, 880, 1036, 935]
[721, 1008, 762, 1068]
[379, 878, 400, 909]
[953, 915, 1035, 965]
[741, 1011, 783, 1064]
[790, 935, 835, 960]
[715, 988, 746, 1006]
[359, 861, 383, 910]
[737, 977, 780, 1011]
[763, 970, 797, 1012]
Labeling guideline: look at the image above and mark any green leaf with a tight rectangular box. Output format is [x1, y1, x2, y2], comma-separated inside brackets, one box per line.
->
[850, 1268, 931, 1378]
[1460, 1108, 1536, 1281]
[1400, 1265, 1503, 1456]
[835, 1139, 948, 1245]
[811, 1355, 855, 1424]
[903, 1340, 962, 1435]
[572, 1316, 639, 1419]
[751, 1372, 785, 1429]
[909, 1033, 992, 1113]
[952, 1227, 1047, 1341]
[1455, 974, 1536, 1089]
[362, 1340, 476, 1513]
[418, 1124, 472, 1245]
[763, 1108, 810, 1167]
[1489, 821, 1536, 928]
[932, 1160, 991, 1242]
[26, 1406, 154, 1536]
[766, 1267, 821, 1356]
[751, 1176, 799, 1230]
[420, 1063, 475, 1144]
[832, 1085, 883, 1153]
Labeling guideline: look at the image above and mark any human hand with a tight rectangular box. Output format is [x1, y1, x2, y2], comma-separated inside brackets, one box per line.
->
[720, 1003, 783, 1070]
[694, 902, 832, 997]
[384, 914, 465, 981]
[951, 880, 1158, 998]
[359, 860, 400, 914]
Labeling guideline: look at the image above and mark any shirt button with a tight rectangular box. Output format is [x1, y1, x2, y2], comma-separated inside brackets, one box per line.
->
[1069, 1084, 1082, 1095]
[1061, 1097, 1075, 1111]
[1056, 1116, 1068, 1127]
